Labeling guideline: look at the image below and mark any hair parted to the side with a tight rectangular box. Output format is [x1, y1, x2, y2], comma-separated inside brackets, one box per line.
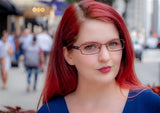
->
[40, 0, 143, 105]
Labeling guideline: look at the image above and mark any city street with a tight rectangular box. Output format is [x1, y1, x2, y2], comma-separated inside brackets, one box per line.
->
[136, 49, 160, 86]
[135, 62, 160, 86]
[0, 49, 160, 111]
[0, 65, 45, 111]
[142, 49, 160, 63]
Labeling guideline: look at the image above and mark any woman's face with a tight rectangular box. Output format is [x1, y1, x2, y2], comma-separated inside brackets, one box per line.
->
[2, 33, 8, 43]
[64, 19, 122, 85]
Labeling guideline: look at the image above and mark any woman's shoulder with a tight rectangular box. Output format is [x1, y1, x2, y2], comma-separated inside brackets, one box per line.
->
[140, 89, 160, 105]
[129, 88, 160, 101]
[127, 88, 160, 112]
[37, 96, 69, 113]
[130, 88, 160, 98]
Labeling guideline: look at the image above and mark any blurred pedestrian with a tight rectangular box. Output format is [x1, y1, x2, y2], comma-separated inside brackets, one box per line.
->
[14, 34, 20, 63]
[0, 40, 7, 89]
[7, 31, 16, 55]
[24, 36, 44, 91]
[0, 31, 13, 89]
[37, 29, 53, 64]
[18, 28, 33, 66]
[38, 1, 160, 113]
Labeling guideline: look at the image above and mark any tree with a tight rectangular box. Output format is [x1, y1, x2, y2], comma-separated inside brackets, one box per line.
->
[124, 0, 130, 3]
[66, 0, 80, 4]
[66, 0, 115, 6]
[66, 0, 130, 7]
[123, 0, 130, 21]
[95, 0, 115, 6]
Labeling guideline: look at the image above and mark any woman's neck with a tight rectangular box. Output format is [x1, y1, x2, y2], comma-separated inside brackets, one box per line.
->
[65, 79, 129, 113]
[73, 79, 121, 102]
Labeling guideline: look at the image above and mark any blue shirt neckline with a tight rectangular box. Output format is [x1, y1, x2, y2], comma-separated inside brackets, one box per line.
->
[62, 89, 139, 113]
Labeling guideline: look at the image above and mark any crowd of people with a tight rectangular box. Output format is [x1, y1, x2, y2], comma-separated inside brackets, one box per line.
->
[0, 28, 53, 91]
[0, 31, 13, 89]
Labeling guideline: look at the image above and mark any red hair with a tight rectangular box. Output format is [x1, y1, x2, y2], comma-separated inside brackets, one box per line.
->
[40, 0, 143, 104]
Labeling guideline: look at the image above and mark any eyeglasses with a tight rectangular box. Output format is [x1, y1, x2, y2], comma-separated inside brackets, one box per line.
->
[72, 39, 125, 55]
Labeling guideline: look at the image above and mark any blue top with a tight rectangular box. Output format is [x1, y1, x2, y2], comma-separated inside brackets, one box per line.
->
[38, 89, 160, 113]
[0, 41, 7, 58]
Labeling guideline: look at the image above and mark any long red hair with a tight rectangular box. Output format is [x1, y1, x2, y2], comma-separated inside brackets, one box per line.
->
[40, 0, 143, 104]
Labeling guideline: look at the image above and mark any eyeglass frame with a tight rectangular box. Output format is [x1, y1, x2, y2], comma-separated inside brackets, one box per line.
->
[72, 39, 125, 55]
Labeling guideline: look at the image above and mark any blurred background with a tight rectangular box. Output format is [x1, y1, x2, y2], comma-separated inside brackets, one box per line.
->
[0, 0, 160, 111]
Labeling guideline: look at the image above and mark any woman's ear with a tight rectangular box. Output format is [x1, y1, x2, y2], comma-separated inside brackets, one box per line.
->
[63, 47, 74, 65]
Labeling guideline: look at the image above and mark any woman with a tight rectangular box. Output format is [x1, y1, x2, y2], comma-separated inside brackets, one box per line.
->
[38, 0, 160, 113]
[0, 40, 7, 89]
[1, 31, 13, 89]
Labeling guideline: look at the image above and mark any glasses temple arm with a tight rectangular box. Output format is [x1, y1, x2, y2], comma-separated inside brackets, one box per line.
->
[72, 46, 80, 50]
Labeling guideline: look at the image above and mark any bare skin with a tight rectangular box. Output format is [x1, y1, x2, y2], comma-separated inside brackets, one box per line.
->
[1, 32, 13, 89]
[0, 57, 7, 89]
[64, 19, 129, 113]
[65, 80, 129, 113]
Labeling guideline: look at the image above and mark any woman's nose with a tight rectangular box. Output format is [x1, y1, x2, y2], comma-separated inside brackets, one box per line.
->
[98, 45, 110, 62]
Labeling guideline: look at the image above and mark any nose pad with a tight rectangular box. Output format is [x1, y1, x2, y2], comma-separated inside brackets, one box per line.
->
[98, 45, 110, 62]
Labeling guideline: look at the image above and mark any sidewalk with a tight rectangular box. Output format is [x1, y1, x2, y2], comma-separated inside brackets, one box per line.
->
[0, 66, 46, 111]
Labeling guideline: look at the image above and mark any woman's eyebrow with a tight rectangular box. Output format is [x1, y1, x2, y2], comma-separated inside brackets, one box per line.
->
[79, 38, 120, 45]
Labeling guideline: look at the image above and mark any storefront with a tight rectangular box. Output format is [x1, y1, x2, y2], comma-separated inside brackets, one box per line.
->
[0, 0, 23, 37]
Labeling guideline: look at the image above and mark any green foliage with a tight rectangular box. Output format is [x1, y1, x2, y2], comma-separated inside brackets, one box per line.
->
[66, 0, 80, 3]
[124, 0, 130, 3]
[66, 0, 115, 6]
[95, 0, 115, 6]
[66, 0, 130, 6]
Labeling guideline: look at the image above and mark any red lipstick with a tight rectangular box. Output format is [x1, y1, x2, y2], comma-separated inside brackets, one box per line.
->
[98, 66, 111, 73]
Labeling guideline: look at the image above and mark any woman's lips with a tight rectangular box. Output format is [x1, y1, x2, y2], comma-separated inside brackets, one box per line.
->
[98, 66, 112, 73]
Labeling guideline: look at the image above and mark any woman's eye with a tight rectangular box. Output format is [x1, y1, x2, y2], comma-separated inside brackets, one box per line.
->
[109, 41, 119, 46]
[84, 44, 96, 50]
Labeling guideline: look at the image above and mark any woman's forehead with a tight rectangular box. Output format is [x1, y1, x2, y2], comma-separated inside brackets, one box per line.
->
[75, 19, 119, 44]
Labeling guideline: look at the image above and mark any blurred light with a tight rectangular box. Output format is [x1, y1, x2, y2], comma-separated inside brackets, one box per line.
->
[153, 33, 157, 38]
[32, 7, 46, 13]
[41, 8, 45, 12]
[32, 7, 37, 12]
[37, 8, 41, 12]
